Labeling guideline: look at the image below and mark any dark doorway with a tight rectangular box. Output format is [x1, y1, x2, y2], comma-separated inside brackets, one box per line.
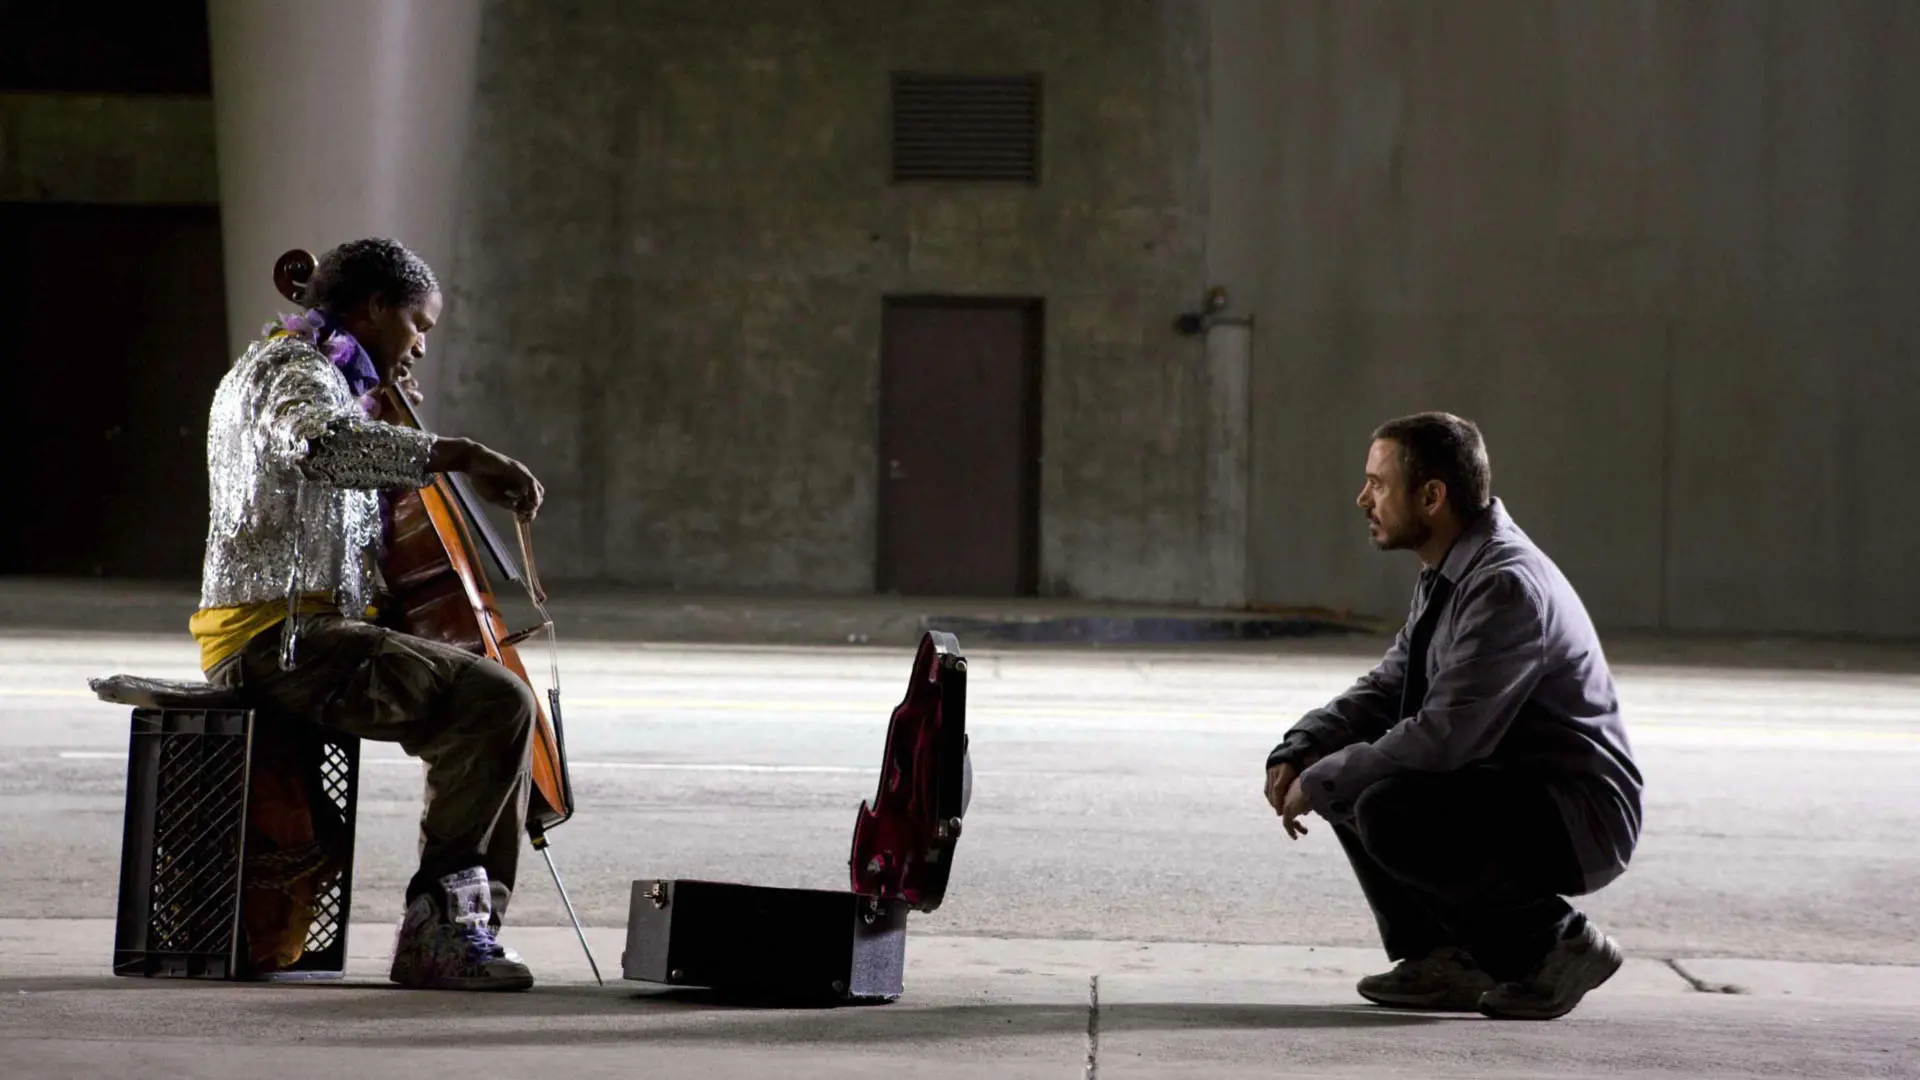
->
[0, 1, 213, 95]
[0, 204, 229, 579]
[877, 297, 1042, 597]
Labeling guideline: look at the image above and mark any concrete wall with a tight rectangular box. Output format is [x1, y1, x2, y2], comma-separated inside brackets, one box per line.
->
[435, 0, 1215, 598]
[13, 1, 1914, 638]
[1223, 0, 1920, 637]
[0, 6, 216, 206]
[0, 85, 224, 581]
[0, 94, 216, 204]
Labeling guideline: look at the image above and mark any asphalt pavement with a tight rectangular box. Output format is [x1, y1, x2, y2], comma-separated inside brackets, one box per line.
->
[2, 592, 1917, 1078]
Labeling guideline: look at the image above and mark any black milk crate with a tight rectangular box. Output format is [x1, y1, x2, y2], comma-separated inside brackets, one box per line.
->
[113, 706, 359, 980]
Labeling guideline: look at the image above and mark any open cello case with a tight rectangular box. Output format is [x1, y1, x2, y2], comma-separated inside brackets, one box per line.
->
[621, 629, 971, 1003]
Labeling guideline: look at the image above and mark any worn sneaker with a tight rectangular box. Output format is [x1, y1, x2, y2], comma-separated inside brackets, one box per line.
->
[1477, 918, 1623, 1020]
[389, 867, 534, 991]
[1356, 946, 1496, 1011]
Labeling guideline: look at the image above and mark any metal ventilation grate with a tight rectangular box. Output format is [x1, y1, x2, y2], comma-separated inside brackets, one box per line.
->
[890, 73, 1041, 183]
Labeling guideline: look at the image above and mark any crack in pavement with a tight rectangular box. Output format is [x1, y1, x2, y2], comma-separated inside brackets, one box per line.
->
[1665, 958, 1749, 994]
[1084, 974, 1099, 1080]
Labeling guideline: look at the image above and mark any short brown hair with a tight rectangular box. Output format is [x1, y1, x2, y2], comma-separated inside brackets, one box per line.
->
[1372, 412, 1492, 520]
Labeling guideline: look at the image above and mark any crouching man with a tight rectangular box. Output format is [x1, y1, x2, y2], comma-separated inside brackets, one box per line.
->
[1264, 412, 1643, 1021]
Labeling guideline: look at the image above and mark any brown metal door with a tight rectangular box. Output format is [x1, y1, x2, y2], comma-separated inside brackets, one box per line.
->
[878, 298, 1041, 596]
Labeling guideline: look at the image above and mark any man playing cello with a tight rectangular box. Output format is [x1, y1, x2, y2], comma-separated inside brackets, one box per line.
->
[192, 237, 546, 990]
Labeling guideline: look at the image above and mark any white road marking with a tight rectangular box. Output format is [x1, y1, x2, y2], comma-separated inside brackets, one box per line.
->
[14, 684, 1918, 727]
[51, 751, 874, 773]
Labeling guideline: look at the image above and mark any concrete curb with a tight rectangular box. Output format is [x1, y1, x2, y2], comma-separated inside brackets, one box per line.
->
[0, 576, 1377, 648]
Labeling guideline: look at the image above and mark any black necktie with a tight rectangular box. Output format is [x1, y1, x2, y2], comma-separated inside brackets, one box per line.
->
[1399, 570, 1454, 720]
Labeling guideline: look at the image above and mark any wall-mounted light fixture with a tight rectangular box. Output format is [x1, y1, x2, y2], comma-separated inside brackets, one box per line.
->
[1173, 285, 1251, 336]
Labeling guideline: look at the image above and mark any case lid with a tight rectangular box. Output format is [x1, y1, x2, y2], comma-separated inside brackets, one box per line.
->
[848, 630, 971, 912]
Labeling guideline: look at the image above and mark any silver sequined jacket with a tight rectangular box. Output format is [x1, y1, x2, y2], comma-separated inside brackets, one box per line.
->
[199, 334, 436, 620]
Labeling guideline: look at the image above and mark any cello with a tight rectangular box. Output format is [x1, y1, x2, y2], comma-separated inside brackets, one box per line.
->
[271, 248, 600, 982]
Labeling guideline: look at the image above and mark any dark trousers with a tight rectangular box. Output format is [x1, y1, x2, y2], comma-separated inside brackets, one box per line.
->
[209, 613, 536, 912]
[1335, 767, 1586, 982]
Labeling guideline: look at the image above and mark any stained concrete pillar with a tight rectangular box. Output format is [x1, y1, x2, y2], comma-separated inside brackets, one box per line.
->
[207, 0, 483, 399]
[1199, 317, 1253, 609]
[1198, 2, 1285, 610]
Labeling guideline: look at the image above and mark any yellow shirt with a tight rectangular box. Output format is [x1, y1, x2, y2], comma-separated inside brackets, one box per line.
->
[188, 595, 341, 673]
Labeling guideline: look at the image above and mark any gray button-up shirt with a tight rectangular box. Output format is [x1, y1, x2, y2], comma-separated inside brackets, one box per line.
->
[1270, 498, 1643, 893]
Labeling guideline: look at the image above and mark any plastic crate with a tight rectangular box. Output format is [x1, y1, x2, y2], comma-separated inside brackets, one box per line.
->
[112, 706, 359, 980]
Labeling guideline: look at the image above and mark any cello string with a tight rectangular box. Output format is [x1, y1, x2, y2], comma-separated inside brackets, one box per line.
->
[516, 516, 562, 698]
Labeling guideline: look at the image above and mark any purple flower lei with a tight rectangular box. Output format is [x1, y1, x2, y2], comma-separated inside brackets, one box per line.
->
[263, 308, 400, 548]
[265, 309, 383, 417]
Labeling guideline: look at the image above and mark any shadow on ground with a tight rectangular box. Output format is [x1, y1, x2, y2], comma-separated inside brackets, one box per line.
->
[3, 975, 1445, 1047]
